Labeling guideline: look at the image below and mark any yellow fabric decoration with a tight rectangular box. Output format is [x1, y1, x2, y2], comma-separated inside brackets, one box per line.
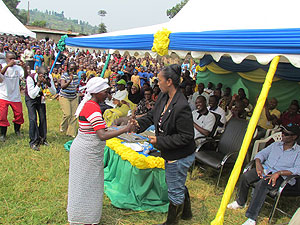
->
[211, 56, 280, 225]
[196, 65, 207, 72]
[238, 69, 281, 83]
[207, 62, 232, 74]
[152, 28, 171, 56]
[203, 62, 281, 83]
[106, 138, 165, 169]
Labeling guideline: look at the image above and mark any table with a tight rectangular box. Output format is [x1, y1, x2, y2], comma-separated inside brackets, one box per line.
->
[103, 139, 168, 212]
[64, 138, 169, 212]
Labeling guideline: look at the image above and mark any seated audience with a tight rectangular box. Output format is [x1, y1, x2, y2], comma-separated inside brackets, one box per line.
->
[204, 82, 214, 95]
[128, 84, 143, 104]
[256, 97, 281, 139]
[228, 88, 248, 110]
[208, 95, 226, 130]
[103, 91, 130, 127]
[226, 100, 247, 121]
[213, 88, 222, 103]
[115, 79, 128, 97]
[152, 84, 160, 102]
[191, 83, 209, 110]
[227, 123, 300, 225]
[279, 102, 300, 126]
[219, 87, 232, 111]
[135, 87, 155, 117]
[192, 96, 216, 146]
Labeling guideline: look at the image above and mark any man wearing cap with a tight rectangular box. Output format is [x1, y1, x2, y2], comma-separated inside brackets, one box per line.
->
[227, 123, 300, 225]
[116, 79, 127, 94]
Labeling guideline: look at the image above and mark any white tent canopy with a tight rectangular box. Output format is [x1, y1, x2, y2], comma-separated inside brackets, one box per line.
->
[0, 0, 36, 38]
[87, 0, 300, 37]
[68, 0, 300, 67]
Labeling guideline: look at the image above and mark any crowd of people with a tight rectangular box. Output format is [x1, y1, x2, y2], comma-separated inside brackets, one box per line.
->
[0, 34, 300, 225]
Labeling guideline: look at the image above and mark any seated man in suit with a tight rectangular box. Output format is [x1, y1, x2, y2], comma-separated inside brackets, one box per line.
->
[192, 96, 216, 146]
[227, 123, 300, 225]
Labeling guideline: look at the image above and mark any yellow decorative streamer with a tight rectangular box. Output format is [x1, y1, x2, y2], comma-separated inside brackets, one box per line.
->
[211, 56, 280, 225]
[238, 69, 281, 83]
[196, 65, 207, 72]
[106, 138, 165, 169]
[207, 62, 232, 74]
[152, 28, 171, 56]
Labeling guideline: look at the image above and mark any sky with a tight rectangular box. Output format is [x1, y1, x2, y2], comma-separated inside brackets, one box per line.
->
[18, 0, 181, 32]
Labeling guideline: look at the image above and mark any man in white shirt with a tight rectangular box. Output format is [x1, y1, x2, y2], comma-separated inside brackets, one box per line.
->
[22, 44, 34, 62]
[25, 66, 56, 151]
[208, 95, 226, 132]
[190, 83, 210, 110]
[0, 52, 26, 142]
[192, 96, 216, 146]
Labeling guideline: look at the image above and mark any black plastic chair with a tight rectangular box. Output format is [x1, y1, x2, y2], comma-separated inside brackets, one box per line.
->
[194, 112, 221, 151]
[243, 160, 300, 223]
[194, 118, 248, 187]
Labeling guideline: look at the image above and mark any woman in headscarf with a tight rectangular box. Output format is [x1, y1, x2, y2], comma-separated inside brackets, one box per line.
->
[103, 90, 131, 127]
[68, 77, 134, 225]
[128, 83, 143, 104]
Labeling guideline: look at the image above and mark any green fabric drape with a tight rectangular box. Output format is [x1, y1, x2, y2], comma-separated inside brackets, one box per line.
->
[103, 146, 169, 212]
[197, 70, 300, 112]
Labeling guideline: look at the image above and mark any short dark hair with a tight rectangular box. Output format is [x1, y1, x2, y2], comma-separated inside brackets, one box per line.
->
[6, 51, 16, 59]
[161, 64, 181, 88]
[68, 61, 77, 71]
[196, 95, 206, 103]
[144, 87, 153, 94]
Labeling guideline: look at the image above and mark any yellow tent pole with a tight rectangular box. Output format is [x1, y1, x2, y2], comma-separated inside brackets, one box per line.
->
[211, 56, 280, 225]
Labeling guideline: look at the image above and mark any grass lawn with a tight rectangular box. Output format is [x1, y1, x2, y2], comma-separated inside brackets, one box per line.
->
[0, 97, 298, 224]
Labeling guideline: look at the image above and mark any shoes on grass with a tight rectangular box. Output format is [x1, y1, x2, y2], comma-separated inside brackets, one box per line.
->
[0, 135, 5, 142]
[42, 140, 49, 146]
[30, 144, 40, 151]
[227, 201, 244, 210]
[242, 218, 256, 225]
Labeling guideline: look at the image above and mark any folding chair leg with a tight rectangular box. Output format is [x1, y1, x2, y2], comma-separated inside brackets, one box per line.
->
[216, 165, 224, 189]
[268, 191, 283, 223]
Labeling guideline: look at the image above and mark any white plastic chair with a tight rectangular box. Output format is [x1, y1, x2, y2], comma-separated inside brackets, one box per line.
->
[251, 132, 282, 160]
[263, 125, 280, 139]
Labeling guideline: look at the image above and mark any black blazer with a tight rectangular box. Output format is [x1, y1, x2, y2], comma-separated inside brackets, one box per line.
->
[137, 89, 195, 160]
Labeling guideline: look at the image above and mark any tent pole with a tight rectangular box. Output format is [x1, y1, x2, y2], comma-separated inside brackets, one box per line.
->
[100, 53, 111, 78]
[211, 55, 280, 225]
[49, 51, 61, 75]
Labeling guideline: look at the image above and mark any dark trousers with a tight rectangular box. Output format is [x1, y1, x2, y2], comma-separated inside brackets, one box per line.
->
[236, 168, 283, 221]
[25, 96, 47, 146]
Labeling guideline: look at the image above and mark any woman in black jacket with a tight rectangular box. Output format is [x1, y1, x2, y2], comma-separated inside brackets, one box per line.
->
[135, 64, 196, 225]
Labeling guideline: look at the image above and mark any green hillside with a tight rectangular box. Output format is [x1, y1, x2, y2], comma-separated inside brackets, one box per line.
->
[20, 8, 99, 35]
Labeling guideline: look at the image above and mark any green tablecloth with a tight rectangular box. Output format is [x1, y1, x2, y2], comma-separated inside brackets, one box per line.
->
[103, 146, 168, 212]
[64, 141, 168, 212]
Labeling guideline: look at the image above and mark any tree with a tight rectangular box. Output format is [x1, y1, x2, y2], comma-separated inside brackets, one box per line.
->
[3, 0, 27, 24]
[97, 10, 107, 23]
[98, 23, 107, 34]
[166, 0, 189, 19]
[31, 20, 47, 28]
